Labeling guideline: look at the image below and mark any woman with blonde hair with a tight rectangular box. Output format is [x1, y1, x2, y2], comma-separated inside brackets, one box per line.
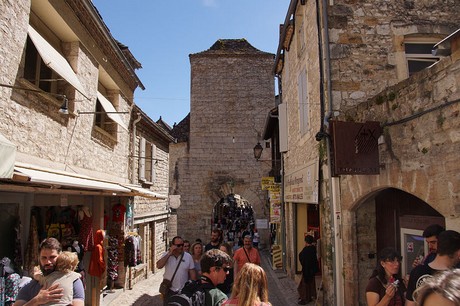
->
[222, 263, 271, 306]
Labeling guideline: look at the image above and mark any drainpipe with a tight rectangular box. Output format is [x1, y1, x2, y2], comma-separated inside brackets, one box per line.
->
[315, 0, 344, 304]
[276, 76, 287, 270]
[131, 113, 142, 183]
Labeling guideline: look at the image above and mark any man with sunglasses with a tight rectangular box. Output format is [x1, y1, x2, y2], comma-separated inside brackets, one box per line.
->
[199, 249, 233, 305]
[167, 249, 232, 306]
[157, 236, 196, 301]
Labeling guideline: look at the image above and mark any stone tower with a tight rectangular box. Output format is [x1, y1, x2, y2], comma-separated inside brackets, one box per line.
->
[170, 39, 275, 245]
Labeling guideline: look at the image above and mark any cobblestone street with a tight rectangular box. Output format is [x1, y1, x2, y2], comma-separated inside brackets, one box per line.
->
[102, 249, 320, 306]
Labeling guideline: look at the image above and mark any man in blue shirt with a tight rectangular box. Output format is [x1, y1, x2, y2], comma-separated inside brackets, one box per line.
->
[14, 238, 84, 306]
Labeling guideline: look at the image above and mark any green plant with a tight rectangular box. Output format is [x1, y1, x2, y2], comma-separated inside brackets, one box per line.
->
[376, 95, 385, 105]
[388, 92, 396, 101]
[421, 147, 428, 154]
[437, 114, 445, 127]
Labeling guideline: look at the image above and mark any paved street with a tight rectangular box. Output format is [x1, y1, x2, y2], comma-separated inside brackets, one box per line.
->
[102, 249, 319, 306]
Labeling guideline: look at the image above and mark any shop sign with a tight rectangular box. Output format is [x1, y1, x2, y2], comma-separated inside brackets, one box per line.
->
[169, 195, 181, 209]
[269, 189, 281, 222]
[330, 120, 382, 175]
[261, 177, 280, 192]
[284, 159, 318, 204]
[256, 218, 268, 229]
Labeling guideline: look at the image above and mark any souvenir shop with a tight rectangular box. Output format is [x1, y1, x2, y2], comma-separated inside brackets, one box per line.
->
[0, 187, 145, 306]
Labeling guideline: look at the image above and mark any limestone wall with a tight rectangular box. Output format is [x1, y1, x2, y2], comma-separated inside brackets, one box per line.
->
[173, 48, 275, 243]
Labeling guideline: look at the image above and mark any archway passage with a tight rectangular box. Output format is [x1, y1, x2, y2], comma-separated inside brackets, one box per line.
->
[212, 193, 255, 247]
[356, 188, 444, 305]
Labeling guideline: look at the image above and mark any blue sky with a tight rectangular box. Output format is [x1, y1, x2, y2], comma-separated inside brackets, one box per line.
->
[92, 0, 290, 126]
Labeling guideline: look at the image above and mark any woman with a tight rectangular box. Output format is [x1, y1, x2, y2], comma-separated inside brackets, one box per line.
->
[365, 247, 406, 306]
[190, 241, 203, 276]
[223, 263, 271, 306]
[217, 243, 234, 296]
[413, 268, 460, 306]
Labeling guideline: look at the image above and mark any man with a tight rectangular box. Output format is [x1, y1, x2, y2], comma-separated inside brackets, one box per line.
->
[14, 238, 85, 306]
[204, 229, 221, 252]
[199, 249, 232, 305]
[412, 224, 444, 267]
[405, 230, 460, 306]
[156, 236, 196, 301]
[233, 235, 260, 279]
[298, 235, 319, 305]
[183, 240, 191, 254]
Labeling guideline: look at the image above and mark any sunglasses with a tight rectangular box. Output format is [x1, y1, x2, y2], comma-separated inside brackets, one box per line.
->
[216, 266, 231, 273]
[174, 244, 184, 247]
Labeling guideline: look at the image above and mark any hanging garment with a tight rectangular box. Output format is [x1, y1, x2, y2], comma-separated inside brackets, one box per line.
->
[78, 209, 94, 252]
[88, 230, 105, 278]
[107, 237, 119, 281]
[124, 236, 136, 267]
[24, 214, 39, 275]
[112, 204, 126, 223]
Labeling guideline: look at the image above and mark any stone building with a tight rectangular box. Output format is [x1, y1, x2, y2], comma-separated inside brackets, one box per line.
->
[123, 105, 175, 288]
[0, 1, 170, 305]
[273, 0, 460, 305]
[169, 39, 275, 246]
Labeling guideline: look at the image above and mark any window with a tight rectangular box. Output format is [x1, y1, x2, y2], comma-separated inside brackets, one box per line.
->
[94, 97, 117, 136]
[94, 91, 128, 137]
[24, 36, 60, 94]
[139, 137, 157, 184]
[405, 39, 440, 76]
[297, 69, 309, 134]
[24, 25, 87, 98]
[295, 12, 306, 57]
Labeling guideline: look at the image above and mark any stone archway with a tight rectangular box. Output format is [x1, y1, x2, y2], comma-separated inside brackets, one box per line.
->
[354, 187, 444, 305]
[212, 193, 255, 247]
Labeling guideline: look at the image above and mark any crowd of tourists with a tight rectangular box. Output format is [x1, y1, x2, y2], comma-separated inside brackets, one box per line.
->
[3, 224, 460, 306]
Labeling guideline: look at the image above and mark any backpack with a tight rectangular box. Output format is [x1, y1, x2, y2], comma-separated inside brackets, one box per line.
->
[166, 279, 211, 306]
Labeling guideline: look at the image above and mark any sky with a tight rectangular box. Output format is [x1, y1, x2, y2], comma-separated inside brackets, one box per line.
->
[91, 0, 290, 127]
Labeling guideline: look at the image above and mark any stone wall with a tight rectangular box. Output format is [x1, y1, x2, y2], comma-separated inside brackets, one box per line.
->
[0, 0, 132, 183]
[277, 0, 460, 304]
[339, 45, 460, 305]
[172, 44, 275, 244]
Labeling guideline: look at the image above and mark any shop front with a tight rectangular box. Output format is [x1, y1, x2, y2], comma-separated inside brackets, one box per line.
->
[0, 163, 142, 305]
[284, 160, 320, 279]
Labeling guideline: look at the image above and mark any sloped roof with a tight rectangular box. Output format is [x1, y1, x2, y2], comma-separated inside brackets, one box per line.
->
[191, 39, 273, 56]
[170, 114, 190, 143]
[156, 116, 172, 132]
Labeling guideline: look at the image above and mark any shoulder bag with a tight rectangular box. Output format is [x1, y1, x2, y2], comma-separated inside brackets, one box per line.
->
[159, 252, 184, 299]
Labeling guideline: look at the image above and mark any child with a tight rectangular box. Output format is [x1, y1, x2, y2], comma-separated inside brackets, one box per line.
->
[33, 251, 82, 305]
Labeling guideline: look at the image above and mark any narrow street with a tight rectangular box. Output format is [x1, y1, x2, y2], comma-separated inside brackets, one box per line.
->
[102, 249, 316, 306]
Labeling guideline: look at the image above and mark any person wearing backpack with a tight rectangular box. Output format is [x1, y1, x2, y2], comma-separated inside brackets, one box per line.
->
[167, 249, 232, 306]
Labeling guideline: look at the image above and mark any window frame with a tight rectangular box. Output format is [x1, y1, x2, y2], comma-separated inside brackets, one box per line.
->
[139, 137, 157, 184]
[404, 37, 441, 76]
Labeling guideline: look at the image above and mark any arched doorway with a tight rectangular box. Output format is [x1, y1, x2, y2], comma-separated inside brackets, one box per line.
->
[212, 193, 255, 247]
[355, 188, 444, 305]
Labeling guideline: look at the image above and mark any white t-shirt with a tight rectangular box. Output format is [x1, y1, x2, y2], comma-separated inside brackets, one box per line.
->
[161, 251, 194, 292]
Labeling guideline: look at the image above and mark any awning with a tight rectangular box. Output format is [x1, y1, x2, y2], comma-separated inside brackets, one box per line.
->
[120, 184, 167, 199]
[0, 133, 16, 179]
[27, 25, 88, 99]
[14, 165, 130, 193]
[97, 92, 128, 131]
